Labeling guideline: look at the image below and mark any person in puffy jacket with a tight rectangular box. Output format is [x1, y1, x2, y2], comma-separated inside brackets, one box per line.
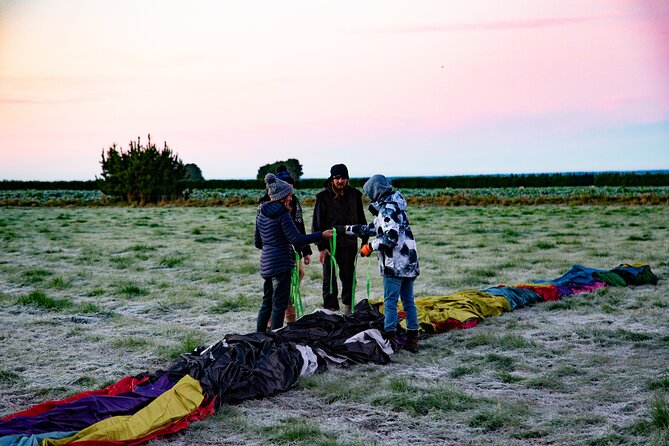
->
[335, 174, 420, 352]
[255, 173, 333, 331]
[258, 165, 312, 324]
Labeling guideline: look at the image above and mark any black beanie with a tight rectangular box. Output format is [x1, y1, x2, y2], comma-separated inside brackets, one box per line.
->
[329, 164, 349, 179]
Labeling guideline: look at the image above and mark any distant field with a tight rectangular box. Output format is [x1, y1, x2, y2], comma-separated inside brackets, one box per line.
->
[0, 205, 668, 445]
[1, 185, 668, 206]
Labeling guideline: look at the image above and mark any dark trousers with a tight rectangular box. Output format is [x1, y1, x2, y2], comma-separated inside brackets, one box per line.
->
[257, 272, 292, 331]
[322, 246, 357, 310]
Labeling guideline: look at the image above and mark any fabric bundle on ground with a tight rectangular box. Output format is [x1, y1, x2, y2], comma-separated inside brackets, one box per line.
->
[0, 262, 658, 446]
[385, 262, 657, 333]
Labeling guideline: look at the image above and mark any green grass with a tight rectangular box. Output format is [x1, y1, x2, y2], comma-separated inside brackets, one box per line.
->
[0, 205, 667, 446]
[650, 393, 669, 432]
[16, 290, 73, 311]
[48, 276, 70, 289]
[450, 365, 481, 378]
[648, 375, 669, 391]
[117, 284, 148, 298]
[536, 241, 556, 250]
[209, 294, 255, 313]
[373, 383, 484, 415]
[158, 331, 207, 361]
[460, 332, 536, 349]
[264, 417, 332, 444]
[110, 336, 153, 351]
[71, 375, 97, 387]
[469, 402, 529, 432]
[20, 268, 53, 284]
[0, 368, 22, 385]
[627, 233, 653, 241]
[159, 255, 185, 268]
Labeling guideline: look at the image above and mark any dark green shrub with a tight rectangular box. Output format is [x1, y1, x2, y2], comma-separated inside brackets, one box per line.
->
[97, 135, 186, 204]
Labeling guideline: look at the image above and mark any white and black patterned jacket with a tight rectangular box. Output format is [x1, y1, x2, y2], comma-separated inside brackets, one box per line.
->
[346, 191, 419, 278]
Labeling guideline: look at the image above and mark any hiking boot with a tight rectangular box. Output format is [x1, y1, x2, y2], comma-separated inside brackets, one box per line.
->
[285, 303, 296, 323]
[384, 330, 399, 352]
[404, 329, 419, 353]
[343, 304, 352, 315]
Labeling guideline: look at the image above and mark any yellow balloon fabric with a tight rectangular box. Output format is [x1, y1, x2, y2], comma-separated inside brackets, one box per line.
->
[42, 375, 204, 445]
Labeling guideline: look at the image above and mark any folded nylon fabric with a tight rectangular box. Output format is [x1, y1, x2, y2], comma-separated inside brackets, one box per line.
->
[516, 284, 560, 301]
[165, 332, 305, 407]
[612, 262, 658, 285]
[40, 375, 203, 445]
[481, 286, 543, 310]
[0, 430, 77, 446]
[0, 375, 176, 436]
[404, 291, 511, 331]
[1, 376, 148, 423]
[534, 264, 612, 287]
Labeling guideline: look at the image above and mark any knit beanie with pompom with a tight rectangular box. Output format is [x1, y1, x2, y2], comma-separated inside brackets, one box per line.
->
[265, 173, 293, 201]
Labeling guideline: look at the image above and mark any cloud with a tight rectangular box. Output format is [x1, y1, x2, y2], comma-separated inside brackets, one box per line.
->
[0, 96, 96, 105]
[376, 15, 616, 33]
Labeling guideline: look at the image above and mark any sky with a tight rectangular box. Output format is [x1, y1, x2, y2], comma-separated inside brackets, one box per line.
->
[1, 0, 668, 181]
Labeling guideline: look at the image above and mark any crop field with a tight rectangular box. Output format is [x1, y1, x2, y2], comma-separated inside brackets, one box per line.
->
[1, 186, 668, 206]
[0, 205, 668, 445]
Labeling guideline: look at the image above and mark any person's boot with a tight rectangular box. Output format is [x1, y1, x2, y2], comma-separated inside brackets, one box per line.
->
[343, 304, 352, 315]
[384, 330, 399, 352]
[284, 303, 296, 324]
[404, 329, 419, 353]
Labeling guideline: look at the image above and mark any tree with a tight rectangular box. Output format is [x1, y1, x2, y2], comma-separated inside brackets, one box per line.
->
[184, 163, 205, 181]
[257, 158, 303, 182]
[97, 135, 186, 204]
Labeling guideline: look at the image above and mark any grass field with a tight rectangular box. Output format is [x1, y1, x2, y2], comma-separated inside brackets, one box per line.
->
[0, 205, 668, 445]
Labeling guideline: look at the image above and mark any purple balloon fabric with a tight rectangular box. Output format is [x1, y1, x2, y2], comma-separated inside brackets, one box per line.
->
[0, 374, 176, 436]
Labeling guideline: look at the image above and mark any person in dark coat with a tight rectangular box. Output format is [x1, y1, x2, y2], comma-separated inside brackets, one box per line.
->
[312, 164, 368, 314]
[259, 165, 312, 324]
[255, 173, 333, 331]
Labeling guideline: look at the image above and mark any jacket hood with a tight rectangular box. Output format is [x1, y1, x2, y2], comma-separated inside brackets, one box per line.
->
[260, 201, 288, 218]
[368, 191, 407, 214]
[363, 174, 393, 202]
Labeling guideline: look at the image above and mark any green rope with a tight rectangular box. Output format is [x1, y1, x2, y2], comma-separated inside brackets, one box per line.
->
[351, 254, 357, 311]
[366, 254, 371, 300]
[329, 228, 339, 294]
[290, 247, 304, 319]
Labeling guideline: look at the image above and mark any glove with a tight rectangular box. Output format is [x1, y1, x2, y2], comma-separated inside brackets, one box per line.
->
[360, 243, 373, 257]
[334, 225, 347, 235]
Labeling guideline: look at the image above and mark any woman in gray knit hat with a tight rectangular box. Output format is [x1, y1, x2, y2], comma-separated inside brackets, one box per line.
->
[254, 174, 333, 331]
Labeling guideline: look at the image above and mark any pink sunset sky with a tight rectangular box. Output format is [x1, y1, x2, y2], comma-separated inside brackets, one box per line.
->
[1, 0, 668, 180]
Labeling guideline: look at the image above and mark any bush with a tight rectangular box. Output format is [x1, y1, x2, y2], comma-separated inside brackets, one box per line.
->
[97, 135, 186, 204]
[256, 159, 303, 182]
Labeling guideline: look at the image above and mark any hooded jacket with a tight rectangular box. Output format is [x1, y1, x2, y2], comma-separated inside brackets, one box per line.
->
[254, 201, 322, 278]
[347, 178, 419, 278]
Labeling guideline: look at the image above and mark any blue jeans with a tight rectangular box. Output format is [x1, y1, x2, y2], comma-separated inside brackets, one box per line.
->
[257, 272, 292, 331]
[383, 276, 418, 332]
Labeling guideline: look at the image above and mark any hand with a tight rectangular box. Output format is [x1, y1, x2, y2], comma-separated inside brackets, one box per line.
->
[303, 254, 311, 265]
[322, 229, 334, 240]
[319, 250, 329, 264]
[334, 225, 347, 235]
[360, 244, 373, 257]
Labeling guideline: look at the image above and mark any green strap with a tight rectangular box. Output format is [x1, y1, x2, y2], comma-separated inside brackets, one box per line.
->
[290, 247, 304, 319]
[329, 228, 339, 294]
[366, 254, 371, 300]
[351, 254, 357, 311]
